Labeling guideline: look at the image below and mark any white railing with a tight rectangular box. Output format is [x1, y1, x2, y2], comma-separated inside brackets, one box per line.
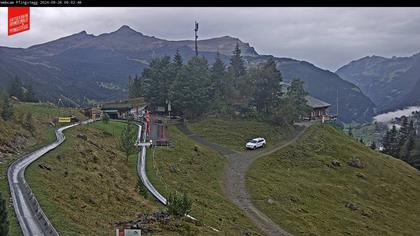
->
[8, 119, 95, 236]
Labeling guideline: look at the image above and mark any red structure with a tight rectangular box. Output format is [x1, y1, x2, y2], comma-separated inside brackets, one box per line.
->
[8, 7, 30, 36]
[145, 111, 151, 135]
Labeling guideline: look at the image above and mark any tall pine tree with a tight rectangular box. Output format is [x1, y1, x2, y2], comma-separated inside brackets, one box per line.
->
[285, 79, 311, 121]
[170, 56, 211, 118]
[172, 49, 183, 74]
[142, 56, 175, 107]
[210, 52, 226, 100]
[228, 42, 246, 84]
[399, 116, 410, 146]
[383, 125, 399, 157]
[249, 58, 283, 114]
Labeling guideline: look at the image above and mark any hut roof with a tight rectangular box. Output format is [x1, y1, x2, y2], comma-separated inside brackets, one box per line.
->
[305, 95, 330, 109]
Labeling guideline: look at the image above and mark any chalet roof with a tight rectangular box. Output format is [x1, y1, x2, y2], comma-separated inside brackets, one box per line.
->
[305, 95, 330, 109]
[101, 103, 132, 110]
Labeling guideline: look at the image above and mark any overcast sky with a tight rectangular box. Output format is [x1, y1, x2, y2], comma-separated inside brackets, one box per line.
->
[1, 7, 420, 71]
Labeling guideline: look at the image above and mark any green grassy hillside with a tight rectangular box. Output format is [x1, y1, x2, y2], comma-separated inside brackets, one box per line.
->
[146, 125, 264, 235]
[247, 124, 420, 235]
[26, 121, 209, 235]
[0, 102, 87, 236]
[0, 102, 85, 147]
[188, 118, 297, 151]
[26, 121, 158, 235]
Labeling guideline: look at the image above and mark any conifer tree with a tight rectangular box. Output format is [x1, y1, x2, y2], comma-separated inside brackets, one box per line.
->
[249, 58, 283, 114]
[210, 52, 226, 100]
[228, 43, 246, 82]
[400, 134, 415, 161]
[383, 125, 399, 157]
[285, 79, 311, 121]
[170, 56, 211, 118]
[173, 49, 183, 74]
[142, 56, 174, 107]
[399, 116, 410, 146]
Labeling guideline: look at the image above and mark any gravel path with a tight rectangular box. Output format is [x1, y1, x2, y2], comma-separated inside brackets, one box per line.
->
[175, 123, 309, 236]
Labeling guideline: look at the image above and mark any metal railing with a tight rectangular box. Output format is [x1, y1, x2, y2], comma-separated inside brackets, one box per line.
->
[8, 119, 95, 236]
[134, 121, 220, 232]
[136, 122, 167, 205]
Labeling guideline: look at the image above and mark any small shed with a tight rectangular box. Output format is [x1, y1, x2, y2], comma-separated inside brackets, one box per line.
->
[101, 104, 131, 119]
[305, 95, 330, 120]
[100, 97, 148, 120]
[83, 107, 103, 119]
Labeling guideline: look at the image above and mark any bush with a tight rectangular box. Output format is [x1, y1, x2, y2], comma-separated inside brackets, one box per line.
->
[166, 192, 192, 217]
[23, 112, 35, 134]
[1, 97, 13, 121]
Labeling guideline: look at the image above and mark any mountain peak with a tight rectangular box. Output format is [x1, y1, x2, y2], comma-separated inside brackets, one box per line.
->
[113, 25, 142, 35]
[118, 25, 131, 30]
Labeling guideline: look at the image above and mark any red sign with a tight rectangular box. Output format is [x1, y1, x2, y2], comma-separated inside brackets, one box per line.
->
[145, 111, 150, 135]
[8, 7, 30, 36]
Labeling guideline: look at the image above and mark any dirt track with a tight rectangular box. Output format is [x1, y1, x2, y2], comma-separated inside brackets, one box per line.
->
[176, 123, 309, 236]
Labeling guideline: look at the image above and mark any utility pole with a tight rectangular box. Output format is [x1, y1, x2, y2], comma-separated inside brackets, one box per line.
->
[194, 21, 199, 57]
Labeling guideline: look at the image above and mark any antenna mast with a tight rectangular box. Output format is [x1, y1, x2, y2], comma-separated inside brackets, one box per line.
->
[194, 21, 199, 57]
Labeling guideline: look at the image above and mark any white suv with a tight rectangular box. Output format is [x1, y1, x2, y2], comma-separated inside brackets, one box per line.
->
[245, 137, 266, 150]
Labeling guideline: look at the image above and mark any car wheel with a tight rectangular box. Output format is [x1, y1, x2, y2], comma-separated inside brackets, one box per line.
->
[253, 146, 256, 150]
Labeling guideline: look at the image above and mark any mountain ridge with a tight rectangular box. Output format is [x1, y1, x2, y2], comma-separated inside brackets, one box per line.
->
[336, 52, 420, 112]
[0, 25, 375, 122]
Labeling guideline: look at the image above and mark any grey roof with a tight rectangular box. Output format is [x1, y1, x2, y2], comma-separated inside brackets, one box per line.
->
[280, 82, 330, 108]
[305, 95, 330, 108]
[101, 103, 132, 110]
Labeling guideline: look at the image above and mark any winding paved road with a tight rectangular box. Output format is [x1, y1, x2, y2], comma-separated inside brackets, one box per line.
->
[8, 119, 94, 236]
[176, 123, 310, 236]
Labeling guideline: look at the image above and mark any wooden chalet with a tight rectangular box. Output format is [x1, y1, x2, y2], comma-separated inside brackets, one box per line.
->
[305, 95, 331, 120]
[100, 97, 148, 120]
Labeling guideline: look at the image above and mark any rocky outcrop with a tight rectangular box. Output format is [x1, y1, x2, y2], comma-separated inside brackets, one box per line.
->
[347, 158, 365, 169]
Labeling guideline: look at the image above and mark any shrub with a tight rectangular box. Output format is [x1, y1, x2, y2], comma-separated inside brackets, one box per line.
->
[166, 192, 192, 217]
[1, 97, 13, 121]
[23, 112, 35, 134]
